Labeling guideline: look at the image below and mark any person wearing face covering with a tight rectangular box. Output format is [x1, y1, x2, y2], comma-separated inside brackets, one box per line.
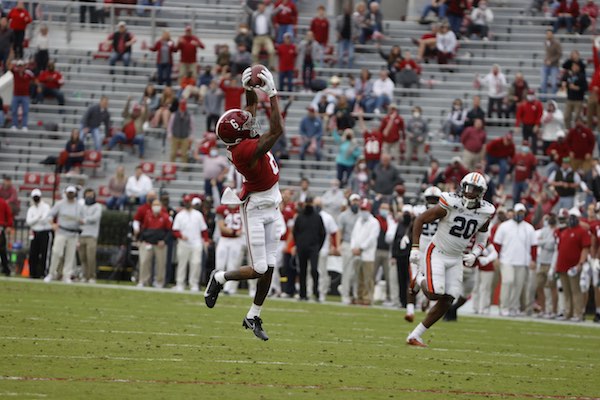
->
[350, 199, 380, 305]
[78, 188, 103, 283]
[26, 189, 52, 279]
[337, 194, 362, 304]
[107, 97, 147, 158]
[292, 197, 326, 301]
[168, 99, 194, 163]
[404, 106, 429, 166]
[493, 203, 538, 317]
[510, 141, 537, 204]
[516, 89, 543, 155]
[138, 199, 172, 288]
[535, 214, 559, 318]
[321, 179, 346, 218]
[390, 205, 414, 309]
[552, 208, 591, 321]
[44, 186, 85, 283]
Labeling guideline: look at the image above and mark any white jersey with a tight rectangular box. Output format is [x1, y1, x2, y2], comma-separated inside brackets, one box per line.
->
[431, 192, 495, 257]
[414, 204, 439, 252]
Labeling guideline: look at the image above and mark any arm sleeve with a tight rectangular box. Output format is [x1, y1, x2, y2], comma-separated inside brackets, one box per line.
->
[84, 205, 102, 224]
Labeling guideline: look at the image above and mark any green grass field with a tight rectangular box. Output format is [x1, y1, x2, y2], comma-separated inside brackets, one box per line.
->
[0, 279, 599, 400]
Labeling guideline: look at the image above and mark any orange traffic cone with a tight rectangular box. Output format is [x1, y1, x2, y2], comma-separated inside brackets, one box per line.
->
[21, 259, 30, 278]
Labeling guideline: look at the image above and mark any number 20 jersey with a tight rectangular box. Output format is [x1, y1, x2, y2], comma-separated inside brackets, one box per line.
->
[432, 192, 495, 257]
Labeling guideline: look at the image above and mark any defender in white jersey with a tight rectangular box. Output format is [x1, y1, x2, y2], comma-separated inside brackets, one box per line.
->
[405, 186, 441, 323]
[406, 172, 495, 347]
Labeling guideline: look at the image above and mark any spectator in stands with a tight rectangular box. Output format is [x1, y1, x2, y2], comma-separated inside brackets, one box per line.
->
[81, 96, 111, 151]
[349, 160, 370, 198]
[541, 30, 562, 95]
[395, 50, 421, 89]
[219, 73, 245, 110]
[562, 62, 588, 130]
[277, 32, 296, 93]
[507, 72, 529, 117]
[300, 106, 323, 162]
[250, 1, 275, 68]
[419, 0, 448, 23]
[204, 80, 223, 132]
[512, 141, 537, 204]
[293, 178, 313, 204]
[588, 39, 600, 131]
[44, 186, 84, 283]
[562, 50, 586, 76]
[25, 189, 51, 279]
[361, 1, 383, 44]
[79, 0, 97, 25]
[7, 1, 31, 59]
[334, 128, 362, 187]
[10, 59, 34, 131]
[336, 1, 357, 68]
[353, 1, 368, 43]
[321, 179, 347, 218]
[0, 175, 18, 217]
[467, 0, 493, 40]
[494, 203, 538, 317]
[355, 69, 374, 111]
[444, 156, 469, 188]
[546, 132, 569, 174]
[443, 98, 468, 142]
[378, 104, 404, 161]
[216, 44, 231, 70]
[553, 0, 580, 33]
[231, 43, 252, 76]
[106, 165, 128, 210]
[578, 0, 598, 34]
[485, 133, 515, 186]
[351, 199, 380, 305]
[541, 100, 564, 155]
[465, 95, 485, 127]
[461, 118, 487, 170]
[168, 99, 193, 163]
[297, 30, 323, 90]
[376, 44, 402, 85]
[79, 188, 102, 284]
[138, 199, 172, 288]
[33, 61, 65, 106]
[203, 148, 229, 200]
[273, 0, 297, 43]
[107, 21, 136, 75]
[176, 25, 204, 83]
[446, 0, 468, 37]
[516, 89, 543, 155]
[64, 128, 85, 174]
[371, 153, 403, 197]
[31, 24, 49, 75]
[566, 120, 595, 171]
[140, 84, 160, 117]
[549, 157, 581, 210]
[0, 17, 13, 74]
[415, 22, 439, 62]
[107, 98, 147, 158]
[187, 66, 213, 105]
[178, 70, 197, 99]
[421, 158, 444, 191]
[404, 106, 429, 166]
[476, 64, 508, 120]
[357, 111, 382, 170]
[554, 208, 589, 322]
[126, 165, 153, 204]
[151, 86, 177, 129]
[149, 29, 176, 86]
[333, 95, 354, 133]
[234, 23, 253, 52]
[310, 4, 329, 46]
[436, 21, 457, 65]
[370, 70, 394, 115]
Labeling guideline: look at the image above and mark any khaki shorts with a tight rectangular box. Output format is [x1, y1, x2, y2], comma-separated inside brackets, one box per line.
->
[536, 264, 557, 289]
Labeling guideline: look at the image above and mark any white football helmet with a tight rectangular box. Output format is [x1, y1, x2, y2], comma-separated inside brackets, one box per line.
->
[423, 186, 442, 208]
[460, 172, 487, 209]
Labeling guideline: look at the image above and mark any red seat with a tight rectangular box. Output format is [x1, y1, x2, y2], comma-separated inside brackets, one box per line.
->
[155, 163, 177, 182]
[140, 161, 156, 178]
[20, 172, 42, 191]
[82, 150, 102, 175]
[93, 42, 113, 60]
[97, 185, 111, 204]
[289, 136, 302, 154]
[43, 173, 60, 189]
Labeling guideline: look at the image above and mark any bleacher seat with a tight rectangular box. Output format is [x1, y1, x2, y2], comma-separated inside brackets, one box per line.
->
[20, 172, 42, 192]
[82, 150, 103, 176]
[140, 161, 156, 178]
[97, 185, 111, 205]
[155, 163, 177, 182]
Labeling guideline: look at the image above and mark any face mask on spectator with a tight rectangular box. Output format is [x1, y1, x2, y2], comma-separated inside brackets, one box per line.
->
[152, 205, 162, 214]
[66, 193, 76, 200]
[526, 95, 534, 102]
[350, 204, 359, 213]
[32, 196, 40, 203]
[85, 196, 96, 205]
[360, 211, 370, 221]
[514, 213, 525, 223]
[379, 209, 388, 218]
[358, 163, 366, 170]
[412, 111, 420, 118]
[210, 149, 218, 157]
[548, 217, 557, 226]
[521, 146, 530, 153]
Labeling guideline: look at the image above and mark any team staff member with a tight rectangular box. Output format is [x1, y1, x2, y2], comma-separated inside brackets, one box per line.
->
[173, 195, 209, 292]
[0, 196, 13, 276]
[25, 189, 52, 279]
[138, 199, 172, 288]
[350, 199, 380, 306]
[337, 194, 361, 304]
[214, 202, 244, 295]
[79, 188, 103, 283]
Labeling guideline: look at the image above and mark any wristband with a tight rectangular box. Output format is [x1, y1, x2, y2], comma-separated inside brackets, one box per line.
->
[412, 244, 420, 248]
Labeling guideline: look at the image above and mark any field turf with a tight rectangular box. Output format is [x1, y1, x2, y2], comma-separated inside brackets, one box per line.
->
[0, 279, 599, 400]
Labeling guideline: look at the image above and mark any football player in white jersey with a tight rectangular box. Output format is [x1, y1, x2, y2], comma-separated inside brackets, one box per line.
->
[406, 172, 495, 347]
[405, 186, 441, 323]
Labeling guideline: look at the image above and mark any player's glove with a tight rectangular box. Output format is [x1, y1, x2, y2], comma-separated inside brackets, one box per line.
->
[462, 253, 477, 268]
[409, 246, 421, 265]
[241, 67, 253, 91]
[258, 69, 278, 98]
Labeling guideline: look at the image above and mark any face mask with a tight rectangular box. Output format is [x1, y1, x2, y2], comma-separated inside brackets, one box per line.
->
[514, 214, 525, 223]
[210, 149, 218, 157]
[521, 146, 530, 154]
[568, 215, 579, 228]
[85, 197, 96, 205]
[453, 105, 460, 110]
[548, 217, 557, 226]
[527, 95, 535, 102]
[152, 206, 162, 214]
[350, 204, 359, 213]
[379, 210, 388, 218]
[402, 212, 412, 225]
[315, 206, 322, 213]
[32, 196, 40, 203]
[358, 163, 366, 170]
[412, 112, 420, 118]
[66, 193, 76, 200]
[360, 211, 370, 221]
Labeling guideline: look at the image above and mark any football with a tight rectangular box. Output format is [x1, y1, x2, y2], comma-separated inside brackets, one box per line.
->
[248, 64, 267, 88]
